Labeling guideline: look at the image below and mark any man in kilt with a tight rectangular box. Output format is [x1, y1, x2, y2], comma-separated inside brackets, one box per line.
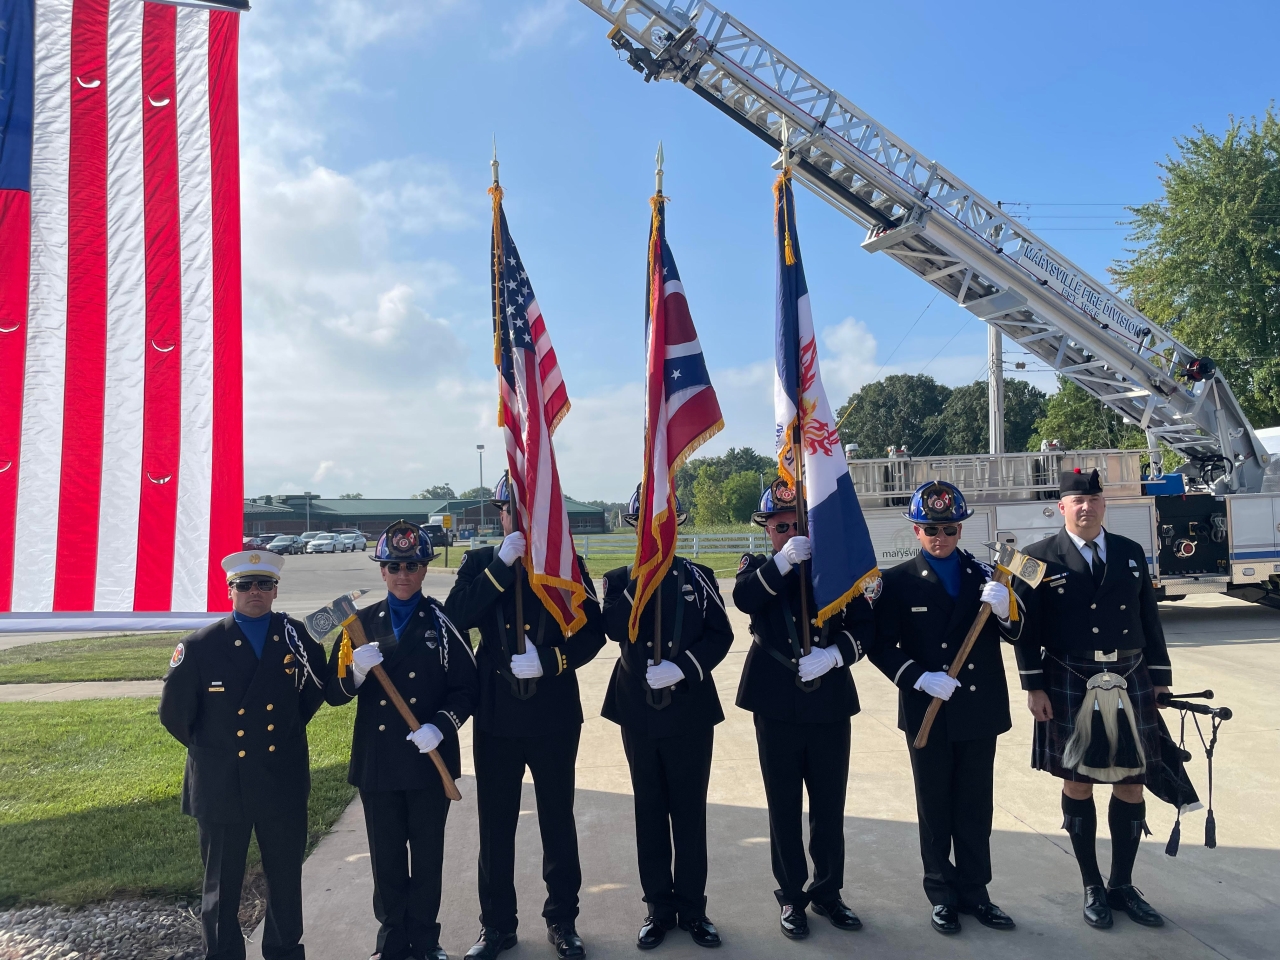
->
[1014, 468, 1172, 930]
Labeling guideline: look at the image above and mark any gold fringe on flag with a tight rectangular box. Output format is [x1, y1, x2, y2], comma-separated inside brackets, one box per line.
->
[489, 182, 505, 394]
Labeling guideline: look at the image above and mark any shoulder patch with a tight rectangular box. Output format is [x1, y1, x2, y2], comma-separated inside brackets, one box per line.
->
[170, 642, 185, 668]
[863, 576, 884, 604]
[737, 553, 752, 574]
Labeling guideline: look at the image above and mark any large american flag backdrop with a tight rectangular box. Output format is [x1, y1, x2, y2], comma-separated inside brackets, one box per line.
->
[490, 185, 587, 634]
[0, 0, 244, 616]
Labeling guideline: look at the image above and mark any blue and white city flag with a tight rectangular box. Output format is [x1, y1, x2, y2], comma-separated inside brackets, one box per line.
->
[772, 168, 881, 623]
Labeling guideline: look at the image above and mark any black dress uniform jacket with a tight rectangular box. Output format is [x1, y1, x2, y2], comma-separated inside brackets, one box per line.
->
[600, 558, 734, 738]
[870, 551, 1021, 740]
[160, 613, 329, 823]
[324, 595, 477, 790]
[1013, 528, 1172, 691]
[445, 546, 605, 735]
[733, 553, 875, 723]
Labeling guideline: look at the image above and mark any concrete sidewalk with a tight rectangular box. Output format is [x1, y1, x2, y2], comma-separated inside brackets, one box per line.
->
[254, 593, 1279, 960]
[0, 680, 164, 701]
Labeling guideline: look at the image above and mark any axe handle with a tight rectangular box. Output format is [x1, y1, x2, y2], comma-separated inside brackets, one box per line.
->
[347, 618, 463, 802]
[913, 567, 1011, 750]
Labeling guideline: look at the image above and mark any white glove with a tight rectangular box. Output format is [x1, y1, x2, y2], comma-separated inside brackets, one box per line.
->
[646, 660, 685, 689]
[351, 642, 382, 688]
[407, 723, 443, 754]
[773, 535, 812, 575]
[980, 580, 1011, 620]
[915, 670, 961, 700]
[498, 532, 526, 566]
[510, 644, 544, 679]
[797, 644, 842, 682]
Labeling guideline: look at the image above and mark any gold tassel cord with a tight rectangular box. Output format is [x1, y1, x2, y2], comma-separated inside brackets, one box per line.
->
[489, 183, 505, 382]
[336, 626, 353, 679]
[772, 167, 797, 266]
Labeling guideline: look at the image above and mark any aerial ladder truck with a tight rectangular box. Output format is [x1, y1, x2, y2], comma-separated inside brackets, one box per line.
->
[576, 0, 1280, 607]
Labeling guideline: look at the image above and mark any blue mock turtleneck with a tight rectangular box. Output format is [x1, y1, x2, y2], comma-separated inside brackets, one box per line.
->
[922, 549, 962, 598]
[387, 592, 422, 639]
[233, 611, 272, 658]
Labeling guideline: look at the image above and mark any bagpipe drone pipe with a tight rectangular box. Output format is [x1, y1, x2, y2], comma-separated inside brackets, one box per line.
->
[1153, 690, 1233, 856]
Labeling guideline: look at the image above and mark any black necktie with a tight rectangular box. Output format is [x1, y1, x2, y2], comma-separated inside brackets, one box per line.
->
[1086, 540, 1105, 586]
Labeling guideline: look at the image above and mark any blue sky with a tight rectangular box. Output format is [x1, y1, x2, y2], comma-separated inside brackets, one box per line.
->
[239, 0, 1280, 501]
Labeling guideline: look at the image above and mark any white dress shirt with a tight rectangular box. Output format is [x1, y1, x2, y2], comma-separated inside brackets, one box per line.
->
[1066, 527, 1107, 567]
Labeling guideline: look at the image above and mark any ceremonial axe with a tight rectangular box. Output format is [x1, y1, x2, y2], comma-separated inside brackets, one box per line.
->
[305, 590, 463, 801]
[913, 542, 1047, 749]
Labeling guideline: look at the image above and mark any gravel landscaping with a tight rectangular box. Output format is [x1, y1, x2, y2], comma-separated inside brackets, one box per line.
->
[0, 899, 203, 960]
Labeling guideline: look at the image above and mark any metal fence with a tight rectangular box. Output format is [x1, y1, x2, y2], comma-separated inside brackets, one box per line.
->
[469, 533, 768, 558]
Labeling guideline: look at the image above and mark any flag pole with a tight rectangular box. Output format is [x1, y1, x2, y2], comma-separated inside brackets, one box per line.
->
[651, 141, 664, 671]
[491, 141, 533, 699]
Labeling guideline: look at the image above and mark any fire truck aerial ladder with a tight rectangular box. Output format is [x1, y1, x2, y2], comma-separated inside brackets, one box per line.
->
[575, 0, 1277, 497]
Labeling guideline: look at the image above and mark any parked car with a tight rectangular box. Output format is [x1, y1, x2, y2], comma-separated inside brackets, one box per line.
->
[266, 535, 305, 555]
[299, 531, 323, 546]
[423, 524, 454, 548]
[306, 533, 342, 554]
[242, 535, 271, 549]
[339, 532, 367, 552]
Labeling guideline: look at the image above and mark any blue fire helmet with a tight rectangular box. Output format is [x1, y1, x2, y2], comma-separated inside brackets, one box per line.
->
[903, 480, 972, 524]
[370, 519, 435, 563]
[752, 478, 799, 527]
[623, 484, 687, 527]
[491, 472, 513, 509]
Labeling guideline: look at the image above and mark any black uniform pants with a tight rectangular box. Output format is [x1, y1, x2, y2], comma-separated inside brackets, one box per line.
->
[621, 725, 714, 923]
[474, 726, 582, 932]
[753, 714, 850, 908]
[197, 815, 306, 960]
[360, 787, 451, 960]
[907, 726, 997, 908]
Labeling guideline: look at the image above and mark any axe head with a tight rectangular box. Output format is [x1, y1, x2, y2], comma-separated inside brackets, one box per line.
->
[984, 542, 1047, 589]
[304, 589, 369, 641]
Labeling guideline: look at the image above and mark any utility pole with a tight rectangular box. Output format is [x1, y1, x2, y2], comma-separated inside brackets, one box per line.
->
[988, 326, 1005, 455]
[477, 444, 485, 536]
[304, 491, 312, 531]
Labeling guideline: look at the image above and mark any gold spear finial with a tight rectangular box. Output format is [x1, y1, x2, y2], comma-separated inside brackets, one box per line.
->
[655, 140, 664, 197]
[491, 136, 499, 186]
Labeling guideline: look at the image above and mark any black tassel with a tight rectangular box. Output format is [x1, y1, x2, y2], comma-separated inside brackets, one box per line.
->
[1084, 706, 1111, 769]
[1115, 704, 1141, 768]
[1205, 810, 1217, 849]
[1165, 819, 1181, 857]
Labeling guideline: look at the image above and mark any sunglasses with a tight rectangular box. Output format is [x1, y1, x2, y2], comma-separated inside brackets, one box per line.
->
[769, 522, 796, 534]
[232, 578, 277, 592]
[382, 562, 424, 573]
[920, 524, 959, 537]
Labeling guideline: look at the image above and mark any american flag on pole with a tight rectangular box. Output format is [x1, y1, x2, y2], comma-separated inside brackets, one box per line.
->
[628, 192, 722, 640]
[0, 0, 245, 616]
[490, 184, 587, 634]
[773, 167, 879, 624]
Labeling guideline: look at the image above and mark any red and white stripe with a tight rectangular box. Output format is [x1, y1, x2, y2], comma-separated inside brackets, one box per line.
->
[1, 0, 242, 614]
[500, 297, 585, 634]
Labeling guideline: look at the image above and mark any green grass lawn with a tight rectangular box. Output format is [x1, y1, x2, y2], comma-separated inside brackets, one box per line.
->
[0, 697, 357, 907]
[0, 633, 185, 684]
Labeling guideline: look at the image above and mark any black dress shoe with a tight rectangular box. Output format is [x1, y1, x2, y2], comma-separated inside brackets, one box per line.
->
[812, 898, 862, 931]
[779, 905, 809, 940]
[418, 947, 449, 960]
[1082, 885, 1113, 929]
[1107, 885, 1164, 927]
[465, 928, 518, 960]
[637, 916, 674, 950]
[678, 916, 721, 948]
[959, 902, 1015, 930]
[931, 904, 961, 935]
[547, 922, 585, 959]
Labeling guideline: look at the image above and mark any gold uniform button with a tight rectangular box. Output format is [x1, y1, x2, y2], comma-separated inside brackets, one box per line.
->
[273, 635, 279, 641]
[1092, 627, 1099, 634]
[238, 750, 245, 758]
[378, 724, 386, 731]
[237, 708, 245, 716]
[237, 730, 244, 737]
[266, 704, 274, 711]
[267, 724, 274, 731]
[269, 745, 276, 752]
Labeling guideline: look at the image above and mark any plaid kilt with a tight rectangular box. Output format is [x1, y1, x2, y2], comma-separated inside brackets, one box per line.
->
[1032, 652, 1160, 784]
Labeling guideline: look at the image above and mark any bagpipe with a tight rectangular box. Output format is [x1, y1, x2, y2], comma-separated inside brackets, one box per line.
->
[1153, 689, 1232, 856]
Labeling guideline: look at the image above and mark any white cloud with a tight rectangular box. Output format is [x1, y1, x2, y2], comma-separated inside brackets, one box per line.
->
[496, 0, 572, 56]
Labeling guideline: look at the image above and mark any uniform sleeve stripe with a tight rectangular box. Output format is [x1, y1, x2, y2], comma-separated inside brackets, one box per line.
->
[484, 568, 504, 591]
[685, 650, 704, 681]
[1147, 664, 1171, 671]
[756, 567, 777, 595]
[892, 659, 915, 685]
[622, 588, 633, 605]
[842, 629, 862, 662]
[1018, 669, 1044, 675]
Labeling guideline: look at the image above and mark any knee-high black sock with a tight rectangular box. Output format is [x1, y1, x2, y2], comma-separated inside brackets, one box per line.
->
[1061, 794, 1104, 888]
[1108, 797, 1146, 889]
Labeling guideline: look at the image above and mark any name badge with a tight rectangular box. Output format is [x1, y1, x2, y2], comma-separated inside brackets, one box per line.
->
[911, 606, 928, 612]
[208, 684, 225, 692]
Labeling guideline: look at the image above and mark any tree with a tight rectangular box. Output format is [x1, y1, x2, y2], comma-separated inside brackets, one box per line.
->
[675, 447, 774, 511]
[459, 486, 491, 501]
[411, 483, 456, 500]
[836, 374, 952, 457]
[338, 492, 363, 499]
[691, 464, 730, 526]
[1026, 377, 1143, 451]
[923, 379, 1048, 455]
[721, 471, 763, 524]
[1005, 379, 1050, 453]
[1112, 107, 1280, 428]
